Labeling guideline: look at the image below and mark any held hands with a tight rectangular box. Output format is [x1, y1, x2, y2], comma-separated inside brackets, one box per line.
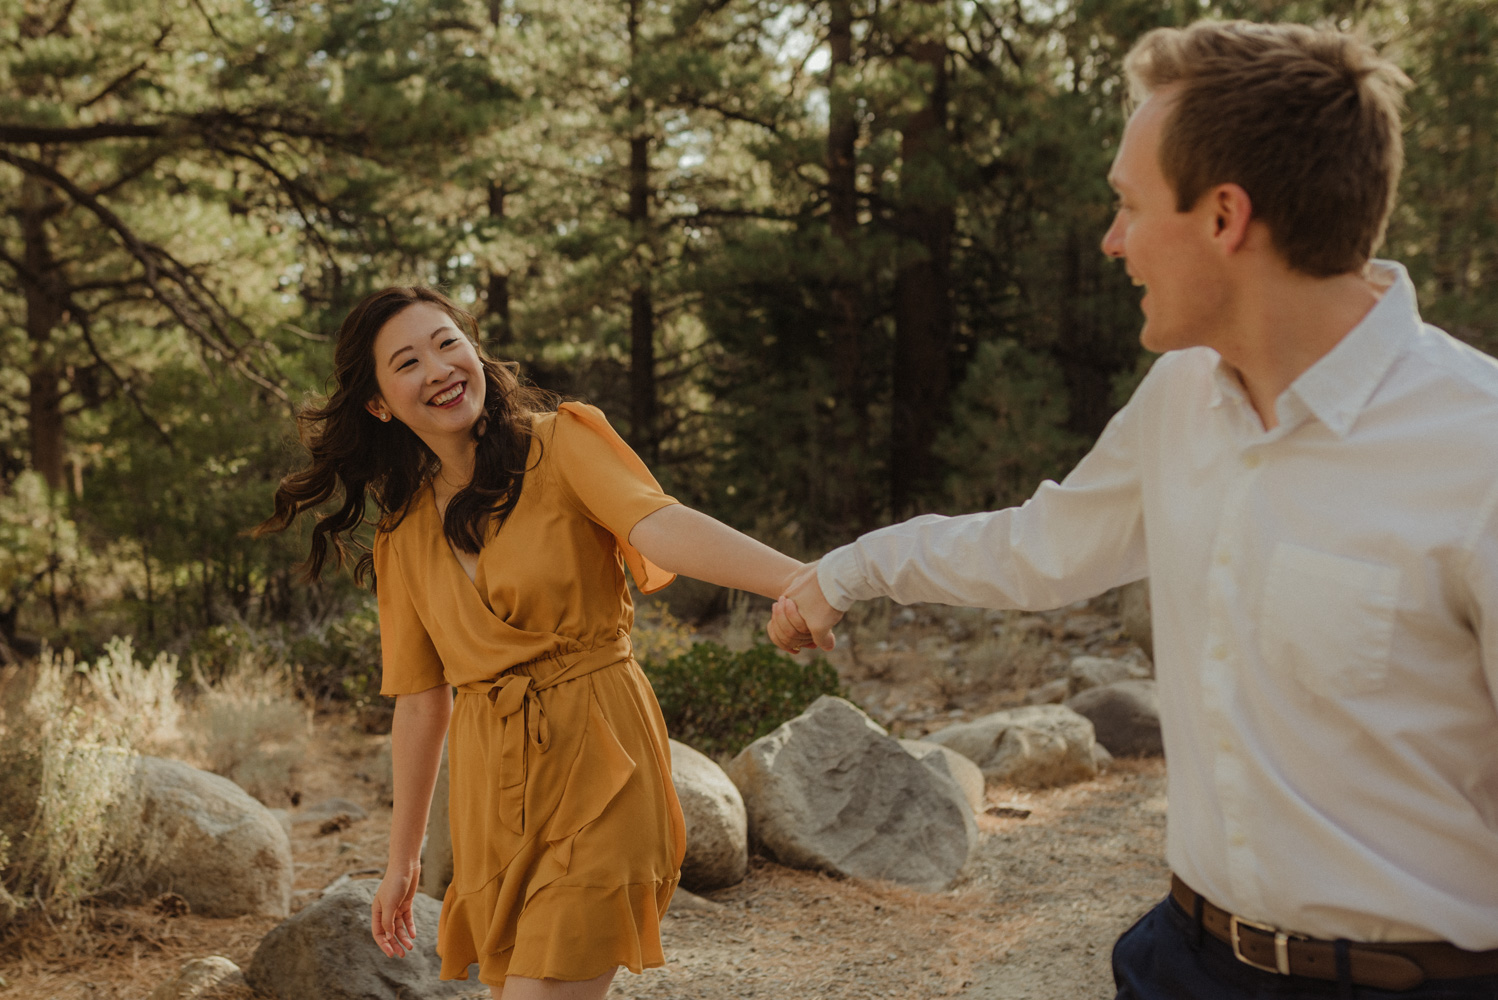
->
[768, 561, 844, 653]
[371, 862, 421, 958]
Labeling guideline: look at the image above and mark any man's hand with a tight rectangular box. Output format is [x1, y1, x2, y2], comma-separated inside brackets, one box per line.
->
[767, 561, 844, 653]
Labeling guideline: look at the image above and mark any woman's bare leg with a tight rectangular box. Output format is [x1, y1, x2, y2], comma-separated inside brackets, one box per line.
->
[489, 968, 617, 1000]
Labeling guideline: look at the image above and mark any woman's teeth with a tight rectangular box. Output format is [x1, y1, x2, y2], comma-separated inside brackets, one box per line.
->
[430, 384, 464, 405]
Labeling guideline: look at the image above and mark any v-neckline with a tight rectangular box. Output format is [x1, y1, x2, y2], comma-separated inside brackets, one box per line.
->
[428, 486, 483, 593]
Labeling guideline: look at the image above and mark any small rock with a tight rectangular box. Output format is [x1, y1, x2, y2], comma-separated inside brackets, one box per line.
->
[1068, 655, 1149, 695]
[1067, 680, 1162, 758]
[246, 880, 479, 1000]
[292, 797, 368, 827]
[1024, 678, 1071, 705]
[670, 739, 749, 891]
[147, 956, 243, 1000]
[899, 739, 985, 813]
[923, 705, 1099, 788]
[726, 696, 976, 891]
[668, 886, 722, 912]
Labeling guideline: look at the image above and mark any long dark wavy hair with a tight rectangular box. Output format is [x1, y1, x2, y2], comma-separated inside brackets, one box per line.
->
[255, 286, 555, 584]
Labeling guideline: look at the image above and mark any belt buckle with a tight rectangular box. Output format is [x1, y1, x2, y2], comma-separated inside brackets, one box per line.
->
[1229, 914, 1292, 975]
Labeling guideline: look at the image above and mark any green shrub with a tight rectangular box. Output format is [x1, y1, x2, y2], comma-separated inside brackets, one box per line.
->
[642, 642, 847, 759]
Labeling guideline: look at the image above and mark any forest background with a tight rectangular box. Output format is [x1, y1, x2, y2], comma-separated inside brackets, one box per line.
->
[2, 0, 1496, 679]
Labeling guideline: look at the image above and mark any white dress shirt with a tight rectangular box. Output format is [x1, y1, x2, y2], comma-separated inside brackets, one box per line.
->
[819, 261, 1498, 949]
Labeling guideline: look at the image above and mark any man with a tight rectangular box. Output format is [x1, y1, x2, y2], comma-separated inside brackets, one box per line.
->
[769, 20, 1498, 1000]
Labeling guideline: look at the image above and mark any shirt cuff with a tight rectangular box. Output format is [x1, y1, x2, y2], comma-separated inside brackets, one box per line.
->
[818, 543, 868, 613]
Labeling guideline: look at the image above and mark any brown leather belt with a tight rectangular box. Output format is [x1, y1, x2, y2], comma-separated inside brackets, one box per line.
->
[1171, 875, 1498, 991]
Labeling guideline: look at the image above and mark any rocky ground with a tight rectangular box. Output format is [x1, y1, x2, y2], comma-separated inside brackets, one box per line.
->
[0, 594, 1169, 1000]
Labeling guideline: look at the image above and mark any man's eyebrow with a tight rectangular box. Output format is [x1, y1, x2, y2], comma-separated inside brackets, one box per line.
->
[387, 325, 456, 366]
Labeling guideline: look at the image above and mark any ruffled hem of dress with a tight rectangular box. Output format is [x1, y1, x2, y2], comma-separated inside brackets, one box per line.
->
[438, 875, 680, 984]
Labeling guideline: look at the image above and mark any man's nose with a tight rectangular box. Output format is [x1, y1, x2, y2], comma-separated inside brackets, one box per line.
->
[1100, 217, 1124, 258]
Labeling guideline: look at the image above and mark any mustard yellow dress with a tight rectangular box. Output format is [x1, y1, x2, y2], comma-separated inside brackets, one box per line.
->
[374, 402, 686, 985]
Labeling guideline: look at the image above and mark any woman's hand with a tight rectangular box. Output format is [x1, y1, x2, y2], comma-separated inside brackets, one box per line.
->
[371, 862, 421, 958]
[768, 561, 843, 653]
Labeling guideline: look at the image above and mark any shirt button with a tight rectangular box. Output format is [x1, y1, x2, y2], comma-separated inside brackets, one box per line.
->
[1231, 833, 1247, 846]
[1216, 551, 1232, 566]
[1219, 737, 1233, 752]
[1243, 452, 1262, 469]
[1212, 643, 1229, 660]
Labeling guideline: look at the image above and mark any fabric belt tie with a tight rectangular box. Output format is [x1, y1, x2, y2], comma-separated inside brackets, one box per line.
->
[457, 635, 633, 835]
[1170, 874, 1498, 991]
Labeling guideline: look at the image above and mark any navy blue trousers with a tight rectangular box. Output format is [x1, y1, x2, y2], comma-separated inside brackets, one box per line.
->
[1112, 896, 1498, 1000]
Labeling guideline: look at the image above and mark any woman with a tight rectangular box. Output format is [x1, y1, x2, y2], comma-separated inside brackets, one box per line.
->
[257, 287, 811, 999]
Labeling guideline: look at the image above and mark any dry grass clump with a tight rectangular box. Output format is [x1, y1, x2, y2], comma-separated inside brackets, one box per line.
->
[952, 615, 1058, 697]
[182, 651, 310, 806]
[0, 637, 310, 934]
[0, 644, 154, 927]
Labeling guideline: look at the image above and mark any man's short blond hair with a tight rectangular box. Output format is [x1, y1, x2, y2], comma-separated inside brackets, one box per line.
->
[1125, 20, 1410, 277]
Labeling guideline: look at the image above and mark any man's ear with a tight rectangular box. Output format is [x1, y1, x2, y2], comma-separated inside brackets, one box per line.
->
[1209, 182, 1253, 254]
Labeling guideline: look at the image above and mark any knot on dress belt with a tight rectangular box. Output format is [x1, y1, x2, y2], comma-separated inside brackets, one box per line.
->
[485, 674, 551, 834]
[466, 636, 635, 835]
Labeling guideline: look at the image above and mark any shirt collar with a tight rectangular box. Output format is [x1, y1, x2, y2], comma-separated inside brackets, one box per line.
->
[1207, 260, 1420, 438]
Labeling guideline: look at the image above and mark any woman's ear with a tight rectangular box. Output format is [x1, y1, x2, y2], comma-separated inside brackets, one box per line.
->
[366, 397, 392, 422]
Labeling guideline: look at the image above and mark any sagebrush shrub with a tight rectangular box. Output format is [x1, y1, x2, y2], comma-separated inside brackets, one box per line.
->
[642, 642, 846, 759]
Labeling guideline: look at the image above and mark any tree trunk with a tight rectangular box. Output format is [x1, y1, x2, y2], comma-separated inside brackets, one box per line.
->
[485, 182, 513, 348]
[627, 0, 658, 465]
[1052, 226, 1135, 439]
[826, 0, 873, 531]
[890, 7, 954, 517]
[20, 176, 68, 491]
[485, 0, 513, 349]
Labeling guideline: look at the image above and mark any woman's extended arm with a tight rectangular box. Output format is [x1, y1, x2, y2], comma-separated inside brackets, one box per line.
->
[628, 504, 804, 600]
[371, 682, 452, 959]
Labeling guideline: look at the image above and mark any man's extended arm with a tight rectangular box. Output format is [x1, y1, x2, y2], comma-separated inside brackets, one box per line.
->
[769, 376, 1154, 651]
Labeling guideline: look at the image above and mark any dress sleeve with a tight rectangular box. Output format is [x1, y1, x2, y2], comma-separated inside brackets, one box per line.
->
[551, 401, 679, 594]
[374, 530, 448, 696]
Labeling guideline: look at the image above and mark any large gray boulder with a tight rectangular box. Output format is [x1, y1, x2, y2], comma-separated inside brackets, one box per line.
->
[670, 739, 748, 891]
[121, 756, 293, 917]
[924, 705, 1098, 788]
[247, 879, 482, 1000]
[725, 696, 976, 891]
[1067, 680, 1163, 758]
[899, 739, 985, 812]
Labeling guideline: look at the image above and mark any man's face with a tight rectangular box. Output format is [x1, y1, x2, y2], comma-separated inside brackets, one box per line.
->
[1100, 89, 1229, 354]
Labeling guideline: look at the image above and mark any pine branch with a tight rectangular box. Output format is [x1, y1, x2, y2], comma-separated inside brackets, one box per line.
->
[0, 147, 286, 401]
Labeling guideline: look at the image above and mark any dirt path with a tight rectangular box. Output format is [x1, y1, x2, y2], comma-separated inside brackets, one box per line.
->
[2, 598, 1168, 1000]
[606, 760, 1167, 1000]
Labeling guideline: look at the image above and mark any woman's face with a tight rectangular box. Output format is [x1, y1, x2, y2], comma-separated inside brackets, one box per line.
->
[365, 302, 487, 448]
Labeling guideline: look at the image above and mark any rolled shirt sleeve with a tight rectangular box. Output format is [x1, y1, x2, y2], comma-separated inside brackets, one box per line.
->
[374, 530, 448, 696]
[818, 379, 1149, 613]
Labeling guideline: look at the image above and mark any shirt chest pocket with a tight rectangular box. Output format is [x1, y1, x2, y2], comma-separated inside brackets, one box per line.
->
[1260, 543, 1401, 699]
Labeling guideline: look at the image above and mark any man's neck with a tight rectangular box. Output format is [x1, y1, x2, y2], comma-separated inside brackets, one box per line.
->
[1215, 266, 1386, 430]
